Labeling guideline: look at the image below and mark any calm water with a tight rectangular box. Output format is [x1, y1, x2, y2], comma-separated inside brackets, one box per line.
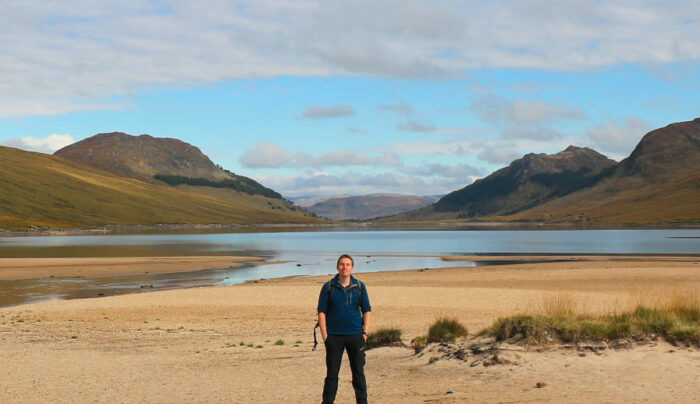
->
[1, 229, 698, 307]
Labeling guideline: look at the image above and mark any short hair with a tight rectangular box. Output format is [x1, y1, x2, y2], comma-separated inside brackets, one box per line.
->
[336, 254, 354, 267]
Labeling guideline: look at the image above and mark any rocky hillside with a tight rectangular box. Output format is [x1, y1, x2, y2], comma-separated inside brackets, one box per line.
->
[510, 118, 700, 223]
[425, 146, 616, 219]
[305, 194, 434, 220]
[0, 145, 319, 231]
[54, 132, 280, 198]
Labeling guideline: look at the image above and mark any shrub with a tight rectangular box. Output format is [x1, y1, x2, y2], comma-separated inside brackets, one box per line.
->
[427, 318, 468, 343]
[366, 328, 403, 350]
[274, 339, 284, 346]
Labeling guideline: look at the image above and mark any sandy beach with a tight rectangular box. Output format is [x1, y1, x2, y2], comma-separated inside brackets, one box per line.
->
[0, 256, 263, 280]
[1, 255, 699, 403]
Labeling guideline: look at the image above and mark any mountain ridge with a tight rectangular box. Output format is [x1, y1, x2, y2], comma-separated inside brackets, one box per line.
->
[389, 118, 700, 224]
[55, 132, 281, 198]
[428, 145, 616, 218]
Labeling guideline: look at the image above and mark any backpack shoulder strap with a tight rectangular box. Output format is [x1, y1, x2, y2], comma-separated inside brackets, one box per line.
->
[353, 278, 364, 309]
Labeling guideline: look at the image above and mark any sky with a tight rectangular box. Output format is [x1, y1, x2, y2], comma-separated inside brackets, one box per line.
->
[1, 0, 699, 198]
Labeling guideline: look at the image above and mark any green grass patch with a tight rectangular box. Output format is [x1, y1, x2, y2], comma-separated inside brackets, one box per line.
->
[366, 328, 403, 350]
[427, 318, 468, 343]
[487, 305, 700, 347]
[274, 339, 284, 345]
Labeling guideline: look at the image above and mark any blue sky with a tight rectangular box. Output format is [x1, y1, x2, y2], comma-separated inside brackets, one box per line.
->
[1, 1, 699, 197]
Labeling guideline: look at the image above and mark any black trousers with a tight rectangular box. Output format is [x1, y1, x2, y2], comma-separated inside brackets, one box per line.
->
[322, 334, 368, 404]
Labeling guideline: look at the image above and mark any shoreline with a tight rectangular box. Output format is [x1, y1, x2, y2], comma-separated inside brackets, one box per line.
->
[1, 220, 700, 237]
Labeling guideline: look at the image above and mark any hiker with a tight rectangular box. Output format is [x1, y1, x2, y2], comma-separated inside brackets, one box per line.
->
[317, 254, 372, 404]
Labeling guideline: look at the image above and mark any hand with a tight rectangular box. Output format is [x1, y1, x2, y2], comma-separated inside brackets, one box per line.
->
[363, 333, 368, 342]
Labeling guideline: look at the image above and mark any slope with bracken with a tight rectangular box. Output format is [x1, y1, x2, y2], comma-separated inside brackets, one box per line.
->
[0, 146, 320, 231]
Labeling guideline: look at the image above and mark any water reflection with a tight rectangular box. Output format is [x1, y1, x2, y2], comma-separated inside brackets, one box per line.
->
[0, 254, 471, 308]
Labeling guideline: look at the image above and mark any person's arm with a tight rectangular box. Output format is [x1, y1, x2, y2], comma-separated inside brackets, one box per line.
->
[318, 312, 329, 342]
[317, 283, 330, 341]
[362, 311, 372, 341]
[360, 282, 372, 341]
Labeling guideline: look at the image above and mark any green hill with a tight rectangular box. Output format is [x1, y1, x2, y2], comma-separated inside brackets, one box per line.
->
[0, 146, 320, 231]
[54, 132, 282, 198]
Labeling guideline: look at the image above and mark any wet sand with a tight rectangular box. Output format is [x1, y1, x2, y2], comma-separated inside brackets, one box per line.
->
[1, 255, 699, 403]
[0, 256, 262, 280]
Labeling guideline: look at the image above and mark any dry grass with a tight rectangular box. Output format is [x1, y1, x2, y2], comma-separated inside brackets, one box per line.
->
[488, 289, 700, 346]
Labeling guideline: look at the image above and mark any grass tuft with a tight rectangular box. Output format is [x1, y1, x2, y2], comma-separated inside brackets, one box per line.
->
[487, 301, 700, 347]
[274, 339, 284, 346]
[366, 328, 403, 350]
[427, 318, 468, 343]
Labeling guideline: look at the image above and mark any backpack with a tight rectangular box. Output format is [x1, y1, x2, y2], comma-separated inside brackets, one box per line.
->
[312, 276, 364, 351]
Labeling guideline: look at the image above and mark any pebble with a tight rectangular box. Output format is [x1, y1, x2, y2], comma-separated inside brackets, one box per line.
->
[535, 382, 547, 388]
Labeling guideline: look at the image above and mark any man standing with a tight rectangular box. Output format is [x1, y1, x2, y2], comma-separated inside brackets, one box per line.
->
[317, 254, 372, 404]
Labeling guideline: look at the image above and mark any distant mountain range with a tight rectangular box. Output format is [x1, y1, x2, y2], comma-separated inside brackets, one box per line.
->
[0, 133, 319, 231]
[2, 118, 698, 231]
[390, 118, 700, 224]
[301, 193, 435, 220]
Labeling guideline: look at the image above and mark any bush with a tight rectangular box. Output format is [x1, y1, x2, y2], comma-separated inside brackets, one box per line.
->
[366, 328, 403, 350]
[427, 318, 468, 343]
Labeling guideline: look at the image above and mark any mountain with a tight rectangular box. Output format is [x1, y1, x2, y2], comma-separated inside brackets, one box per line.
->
[305, 194, 434, 220]
[0, 145, 320, 231]
[508, 118, 700, 223]
[290, 194, 354, 208]
[54, 132, 280, 198]
[400, 146, 616, 220]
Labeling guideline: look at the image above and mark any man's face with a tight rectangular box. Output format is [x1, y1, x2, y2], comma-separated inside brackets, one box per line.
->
[337, 257, 354, 277]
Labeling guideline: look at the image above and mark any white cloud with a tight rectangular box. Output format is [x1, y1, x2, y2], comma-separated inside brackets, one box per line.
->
[471, 96, 585, 126]
[256, 169, 470, 197]
[2, 1, 699, 117]
[240, 142, 403, 168]
[238, 141, 292, 168]
[397, 120, 473, 135]
[1, 134, 75, 153]
[299, 105, 355, 119]
[378, 102, 414, 115]
[398, 120, 438, 133]
[293, 150, 402, 167]
[586, 117, 649, 157]
[403, 163, 482, 179]
[478, 147, 522, 165]
[502, 126, 562, 140]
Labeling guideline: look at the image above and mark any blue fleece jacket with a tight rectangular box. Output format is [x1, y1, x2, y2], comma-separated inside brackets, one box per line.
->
[317, 275, 371, 335]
